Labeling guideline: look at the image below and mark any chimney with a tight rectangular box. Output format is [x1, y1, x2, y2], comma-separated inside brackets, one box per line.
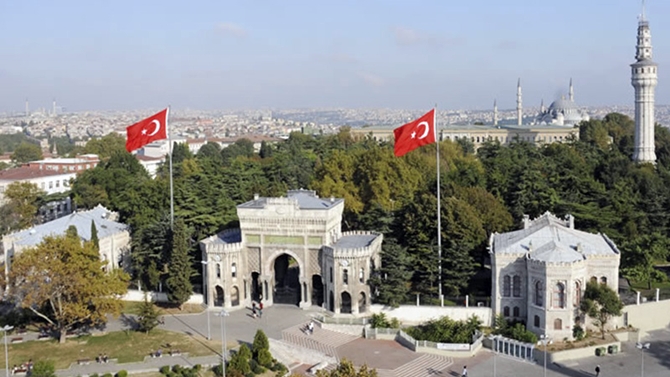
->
[567, 214, 574, 229]
[253, 193, 259, 200]
[522, 214, 530, 229]
[330, 196, 335, 203]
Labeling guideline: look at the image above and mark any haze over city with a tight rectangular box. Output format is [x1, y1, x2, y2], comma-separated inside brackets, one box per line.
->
[2, 0, 669, 112]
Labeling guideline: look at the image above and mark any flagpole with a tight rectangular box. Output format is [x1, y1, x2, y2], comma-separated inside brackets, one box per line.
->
[435, 104, 442, 303]
[167, 105, 174, 226]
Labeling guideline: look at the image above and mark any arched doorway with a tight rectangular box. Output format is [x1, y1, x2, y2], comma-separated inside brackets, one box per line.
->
[341, 292, 352, 314]
[251, 272, 261, 301]
[231, 286, 240, 306]
[312, 275, 324, 307]
[273, 254, 301, 305]
[329, 291, 334, 312]
[215, 286, 224, 307]
[358, 292, 367, 313]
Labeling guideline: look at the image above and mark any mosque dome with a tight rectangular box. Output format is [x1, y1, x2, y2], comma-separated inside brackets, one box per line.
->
[536, 81, 590, 126]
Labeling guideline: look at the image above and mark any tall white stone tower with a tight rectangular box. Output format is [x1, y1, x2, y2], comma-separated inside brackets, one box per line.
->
[631, 2, 658, 164]
[516, 78, 522, 126]
[493, 99, 498, 127]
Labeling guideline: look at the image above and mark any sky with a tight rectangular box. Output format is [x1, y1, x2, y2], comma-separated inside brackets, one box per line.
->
[0, 0, 669, 112]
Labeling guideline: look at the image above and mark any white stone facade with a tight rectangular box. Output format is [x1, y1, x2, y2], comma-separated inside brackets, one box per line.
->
[632, 12, 658, 164]
[199, 190, 382, 313]
[490, 212, 620, 340]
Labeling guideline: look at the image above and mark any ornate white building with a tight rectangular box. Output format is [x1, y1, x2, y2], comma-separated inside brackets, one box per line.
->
[199, 189, 382, 314]
[490, 212, 620, 340]
[632, 5, 658, 164]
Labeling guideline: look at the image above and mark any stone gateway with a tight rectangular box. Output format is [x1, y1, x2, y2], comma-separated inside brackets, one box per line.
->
[199, 190, 382, 314]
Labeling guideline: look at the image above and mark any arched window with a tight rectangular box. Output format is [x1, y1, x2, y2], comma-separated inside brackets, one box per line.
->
[513, 275, 521, 297]
[359, 268, 365, 283]
[513, 306, 520, 317]
[553, 283, 565, 308]
[554, 318, 562, 330]
[503, 275, 511, 297]
[535, 281, 544, 307]
[216, 263, 221, 279]
[534, 315, 540, 328]
[330, 267, 333, 283]
[600, 276, 607, 286]
[343, 269, 349, 285]
[590, 276, 597, 284]
[503, 306, 510, 317]
[231, 263, 237, 278]
[574, 281, 581, 307]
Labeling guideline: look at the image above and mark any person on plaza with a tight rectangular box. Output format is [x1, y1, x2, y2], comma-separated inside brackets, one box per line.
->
[308, 320, 314, 335]
[461, 365, 468, 377]
[595, 365, 600, 376]
[252, 306, 257, 318]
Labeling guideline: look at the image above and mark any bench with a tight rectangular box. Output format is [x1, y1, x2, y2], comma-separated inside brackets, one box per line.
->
[10, 337, 23, 343]
[170, 352, 182, 357]
[12, 368, 28, 375]
[77, 359, 91, 366]
[37, 334, 50, 340]
[16, 328, 27, 335]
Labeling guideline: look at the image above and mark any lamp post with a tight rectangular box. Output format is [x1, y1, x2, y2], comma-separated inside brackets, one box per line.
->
[636, 342, 650, 377]
[216, 310, 230, 377]
[2, 325, 13, 377]
[201, 260, 211, 340]
[540, 334, 551, 377]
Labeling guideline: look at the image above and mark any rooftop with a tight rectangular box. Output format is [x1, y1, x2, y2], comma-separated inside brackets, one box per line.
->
[0, 167, 75, 181]
[200, 230, 242, 246]
[6, 204, 128, 248]
[332, 234, 379, 249]
[238, 189, 343, 210]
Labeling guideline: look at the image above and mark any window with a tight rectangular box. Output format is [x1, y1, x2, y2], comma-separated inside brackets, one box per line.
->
[574, 281, 581, 307]
[534, 315, 540, 328]
[513, 306, 520, 317]
[590, 276, 597, 284]
[359, 268, 364, 283]
[216, 263, 221, 278]
[343, 269, 349, 285]
[231, 263, 237, 278]
[513, 275, 521, 297]
[49, 181, 53, 189]
[503, 306, 510, 317]
[535, 281, 544, 307]
[503, 275, 511, 297]
[56, 180, 60, 188]
[554, 318, 562, 330]
[330, 267, 333, 283]
[600, 276, 607, 286]
[553, 283, 565, 308]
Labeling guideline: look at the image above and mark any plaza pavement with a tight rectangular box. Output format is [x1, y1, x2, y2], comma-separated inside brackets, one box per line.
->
[16, 304, 670, 376]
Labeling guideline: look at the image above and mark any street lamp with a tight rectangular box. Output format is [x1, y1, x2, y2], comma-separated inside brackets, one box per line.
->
[540, 334, 552, 377]
[201, 260, 211, 340]
[216, 310, 230, 377]
[636, 342, 650, 377]
[2, 325, 13, 377]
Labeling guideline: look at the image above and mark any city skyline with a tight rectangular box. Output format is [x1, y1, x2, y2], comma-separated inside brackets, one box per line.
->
[1, 0, 669, 112]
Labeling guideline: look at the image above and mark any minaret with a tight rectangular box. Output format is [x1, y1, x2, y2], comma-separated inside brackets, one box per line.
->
[516, 78, 522, 126]
[25, 98, 29, 117]
[631, 1, 658, 164]
[540, 99, 545, 113]
[493, 99, 498, 127]
[52, 99, 56, 116]
[569, 78, 574, 101]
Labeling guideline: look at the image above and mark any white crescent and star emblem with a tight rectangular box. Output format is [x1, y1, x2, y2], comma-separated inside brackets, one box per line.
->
[147, 120, 161, 136]
[411, 121, 431, 139]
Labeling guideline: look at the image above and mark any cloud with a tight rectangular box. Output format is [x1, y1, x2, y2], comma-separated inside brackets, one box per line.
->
[357, 72, 385, 87]
[215, 22, 247, 38]
[391, 26, 462, 47]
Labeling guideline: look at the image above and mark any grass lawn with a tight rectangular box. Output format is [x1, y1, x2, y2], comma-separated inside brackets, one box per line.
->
[122, 301, 205, 316]
[0, 329, 236, 370]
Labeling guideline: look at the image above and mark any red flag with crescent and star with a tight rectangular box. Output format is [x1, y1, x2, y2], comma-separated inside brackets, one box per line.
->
[393, 109, 436, 157]
[125, 108, 169, 152]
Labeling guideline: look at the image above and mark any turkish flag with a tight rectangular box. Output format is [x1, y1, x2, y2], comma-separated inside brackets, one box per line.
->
[393, 109, 436, 157]
[125, 108, 169, 152]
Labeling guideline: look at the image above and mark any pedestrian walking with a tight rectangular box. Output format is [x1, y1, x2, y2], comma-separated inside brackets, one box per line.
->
[259, 308, 263, 318]
[595, 365, 600, 377]
[252, 307, 257, 318]
[461, 365, 467, 377]
[308, 320, 314, 335]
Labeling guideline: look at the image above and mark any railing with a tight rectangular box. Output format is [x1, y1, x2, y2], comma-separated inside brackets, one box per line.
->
[366, 327, 481, 352]
[313, 315, 369, 326]
[398, 294, 492, 307]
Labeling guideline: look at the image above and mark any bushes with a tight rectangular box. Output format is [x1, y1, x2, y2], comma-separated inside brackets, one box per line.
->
[492, 315, 537, 343]
[115, 371, 128, 377]
[405, 315, 481, 344]
[370, 313, 401, 329]
[160, 365, 201, 377]
[572, 324, 585, 341]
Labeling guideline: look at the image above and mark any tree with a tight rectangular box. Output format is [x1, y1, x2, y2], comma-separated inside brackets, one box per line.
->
[580, 281, 624, 339]
[1, 181, 43, 230]
[252, 329, 270, 360]
[30, 360, 56, 377]
[90, 220, 99, 251]
[11, 142, 42, 163]
[165, 219, 194, 308]
[83, 133, 127, 159]
[136, 294, 160, 334]
[314, 359, 378, 377]
[8, 233, 129, 343]
[227, 344, 251, 375]
[368, 239, 412, 307]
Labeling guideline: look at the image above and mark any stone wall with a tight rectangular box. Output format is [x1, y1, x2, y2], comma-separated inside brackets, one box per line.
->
[368, 304, 494, 326]
[620, 299, 670, 336]
[122, 289, 204, 305]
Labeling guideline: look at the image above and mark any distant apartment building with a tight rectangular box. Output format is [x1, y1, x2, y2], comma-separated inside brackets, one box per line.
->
[136, 155, 163, 178]
[139, 135, 282, 158]
[26, 154, 100, 173]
